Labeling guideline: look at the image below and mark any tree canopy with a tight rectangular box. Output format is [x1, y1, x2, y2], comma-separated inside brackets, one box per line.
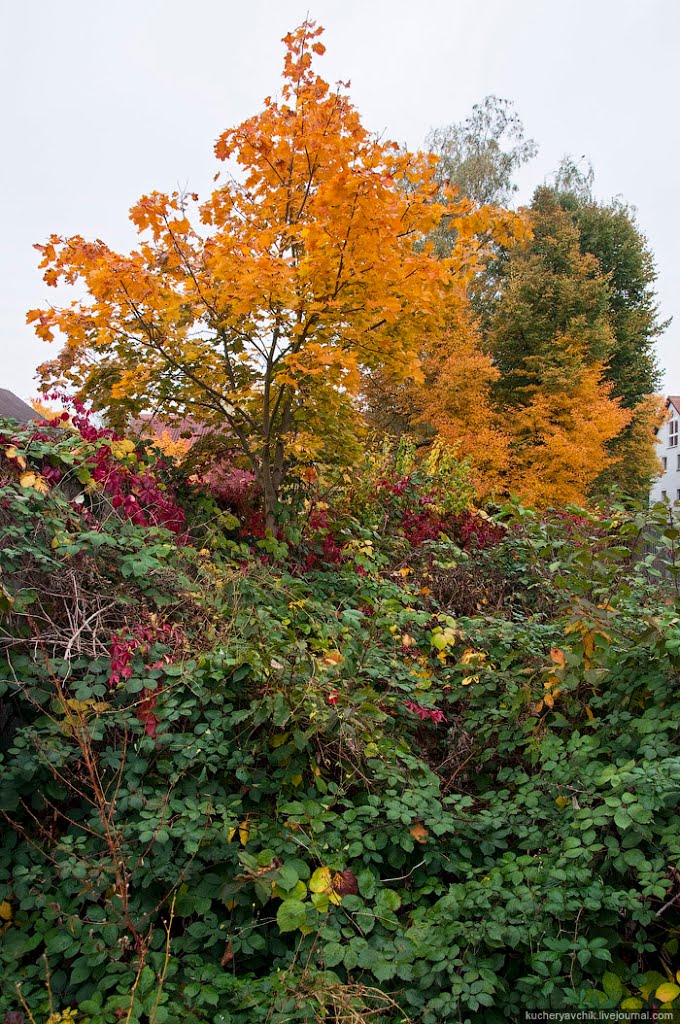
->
[30, 22, 521, 527]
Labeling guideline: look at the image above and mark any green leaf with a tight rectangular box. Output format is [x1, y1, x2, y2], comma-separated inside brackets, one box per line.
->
[276, 864, 300, 892]
[375, 889, 401, 914]
[357, 869, 376, 900]
[323, 941, 345, 967]
[614, 808, 632, 830]
[276, 899, 307, 933]
[373, 961, 397, 981]
[602, 971, 623, 1001]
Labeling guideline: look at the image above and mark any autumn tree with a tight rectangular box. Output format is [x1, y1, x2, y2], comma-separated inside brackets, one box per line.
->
[362, 96, 532, 492]
[504, 368, 631, 505]
[485, 188, 631, 504]
[363, 297, 509, 496]
[554, 182, 666, 498]
[486, 164, 666, 501]
[29, 22, 505, 529]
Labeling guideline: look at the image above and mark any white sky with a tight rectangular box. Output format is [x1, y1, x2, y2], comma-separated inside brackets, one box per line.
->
[1, 0, 678, 401]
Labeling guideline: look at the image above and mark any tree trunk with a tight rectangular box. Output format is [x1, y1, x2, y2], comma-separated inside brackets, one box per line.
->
[260, 454, 278, 534]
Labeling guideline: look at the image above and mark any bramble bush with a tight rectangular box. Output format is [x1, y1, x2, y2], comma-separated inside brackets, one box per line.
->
[2, 422, 680, 1022]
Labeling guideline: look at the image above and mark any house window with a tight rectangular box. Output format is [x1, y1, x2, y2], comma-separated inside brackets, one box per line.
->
[676, 454, 680, 471]
[670, 419, 679, 447]
[677, 490, 680, 502]
[662, 490, 668, 499]
[663, 457, 668, 470]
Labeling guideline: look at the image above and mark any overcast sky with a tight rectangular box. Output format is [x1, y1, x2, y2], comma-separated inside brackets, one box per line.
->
[1, 0, 678, 401]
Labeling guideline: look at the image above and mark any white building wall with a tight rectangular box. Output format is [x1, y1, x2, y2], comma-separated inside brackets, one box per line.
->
[650, 401, 680, 504]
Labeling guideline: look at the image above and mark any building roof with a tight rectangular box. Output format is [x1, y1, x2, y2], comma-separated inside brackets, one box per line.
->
[0, 389, 42, 424]
[131, 413, 217, 444]
[668, 397, 680, 416]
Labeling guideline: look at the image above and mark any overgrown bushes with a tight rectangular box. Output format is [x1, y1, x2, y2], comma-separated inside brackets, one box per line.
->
[1, 420, 680, 1022]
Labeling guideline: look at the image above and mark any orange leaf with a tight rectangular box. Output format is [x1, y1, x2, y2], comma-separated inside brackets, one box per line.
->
[409, 823, 429, 844]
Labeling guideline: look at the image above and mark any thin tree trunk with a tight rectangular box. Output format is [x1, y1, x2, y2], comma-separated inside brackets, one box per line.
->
[260, 453, 278, 534]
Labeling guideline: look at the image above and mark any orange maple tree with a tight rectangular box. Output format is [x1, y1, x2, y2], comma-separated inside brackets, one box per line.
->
[28, 21, 519, 527]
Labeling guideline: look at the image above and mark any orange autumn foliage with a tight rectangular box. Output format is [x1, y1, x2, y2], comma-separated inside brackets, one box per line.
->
[149, 431, 192, 463]
[414, 300, 508, 495]
[28, 21, 526, 526]
[505, 364, 632, 506]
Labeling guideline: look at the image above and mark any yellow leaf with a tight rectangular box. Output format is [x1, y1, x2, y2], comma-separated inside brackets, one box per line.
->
[110, 438, 136, 459]
[555, 796, 570, 809]
[656, 982, 680, 1003]
[309, 866, 332, 894]
[543, 693, 554, 709]
[0, 900, 12, 921]
[5, 447, 27, 469]
[309, 866, 341, 905]
[227, 819, 250, 845]
[585, 706, 595, 721]
[66, 699, 92, 713]
[19, 471, 49, 494]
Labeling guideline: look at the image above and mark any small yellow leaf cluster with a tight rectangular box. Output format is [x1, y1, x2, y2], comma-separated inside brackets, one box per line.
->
[19, 471, 50, 494]
[110, 438, 136, 460]
[46, 1009, 77, 1024]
